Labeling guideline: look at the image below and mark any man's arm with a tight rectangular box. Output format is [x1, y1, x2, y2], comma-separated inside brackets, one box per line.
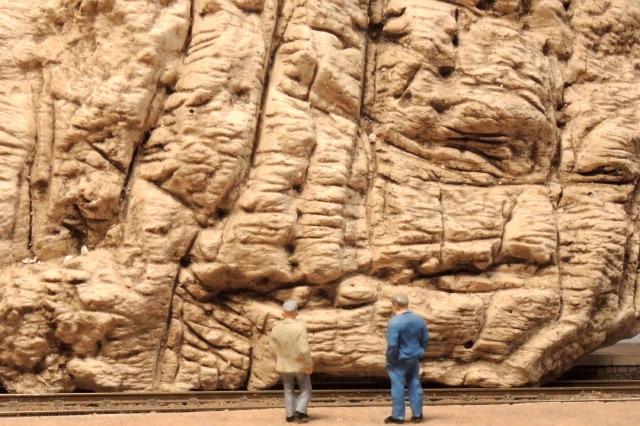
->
[386, 319, 400, 363]
[298, 326, 313, 374]
[268, 326, 277, 356]
[421, 321, 430, 350]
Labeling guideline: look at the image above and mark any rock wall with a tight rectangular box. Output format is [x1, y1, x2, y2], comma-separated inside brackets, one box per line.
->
[1, 0, 640, 392]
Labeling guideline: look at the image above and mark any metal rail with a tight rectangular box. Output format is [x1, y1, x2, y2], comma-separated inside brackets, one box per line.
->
[549, 380, 640, 387]
[1, 383, 640, 417]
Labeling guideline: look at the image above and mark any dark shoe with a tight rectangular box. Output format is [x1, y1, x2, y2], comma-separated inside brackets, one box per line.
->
[410, 415, 423, 423]
[384, 416, 404, 424]
[295, 411, 310, 423]
[286, 415, 296, 423]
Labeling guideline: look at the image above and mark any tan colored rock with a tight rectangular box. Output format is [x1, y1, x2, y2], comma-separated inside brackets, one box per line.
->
[1, 0, 640, 393]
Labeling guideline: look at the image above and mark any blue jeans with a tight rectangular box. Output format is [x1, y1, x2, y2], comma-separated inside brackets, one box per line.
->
[387, 358, 423, 420]
[281, 373, 312, 417]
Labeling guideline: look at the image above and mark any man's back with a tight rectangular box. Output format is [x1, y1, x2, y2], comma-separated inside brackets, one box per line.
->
[387, 311, 429, 362]
[269, 318, 312, 373]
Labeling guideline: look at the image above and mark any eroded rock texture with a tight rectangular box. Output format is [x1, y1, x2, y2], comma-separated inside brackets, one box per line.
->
[1, 0, 640, 392]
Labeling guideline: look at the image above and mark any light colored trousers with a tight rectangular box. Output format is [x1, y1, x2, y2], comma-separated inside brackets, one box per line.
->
[281, 372, 312, 417]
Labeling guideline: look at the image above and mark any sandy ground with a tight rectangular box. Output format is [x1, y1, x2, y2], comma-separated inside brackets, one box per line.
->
[1, 401, 639, 426]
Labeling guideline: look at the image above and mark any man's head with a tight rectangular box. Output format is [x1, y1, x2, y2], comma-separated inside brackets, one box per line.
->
[282, 300, 298, 318]
[391, 293, 409, 313]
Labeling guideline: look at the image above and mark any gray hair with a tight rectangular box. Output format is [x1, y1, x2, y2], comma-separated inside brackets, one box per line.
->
[391, 293, 409, 307]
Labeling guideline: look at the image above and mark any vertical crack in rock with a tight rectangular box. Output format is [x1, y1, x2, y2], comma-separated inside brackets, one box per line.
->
[362, 1, 380, 273]
[145, 1, 197, 390]
[0, 2, 38, 266]
[347, 0, 374, 272]
[552, 185, 564, 323]
[247, 0, 286, 175]
[117, 129, 147, 229]
[153, 232, 198, 389]
[26, 168, 34, 258]
[288, 0, 371, 283]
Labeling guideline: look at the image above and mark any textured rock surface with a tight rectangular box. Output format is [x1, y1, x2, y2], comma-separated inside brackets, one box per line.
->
[1, 0, 640, 392]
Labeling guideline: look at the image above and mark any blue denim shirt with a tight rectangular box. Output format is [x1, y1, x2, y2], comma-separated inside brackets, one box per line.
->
[386, 311, 429, 364]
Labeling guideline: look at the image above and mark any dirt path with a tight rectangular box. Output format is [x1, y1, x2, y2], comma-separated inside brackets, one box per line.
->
[1, 401, 639, 425]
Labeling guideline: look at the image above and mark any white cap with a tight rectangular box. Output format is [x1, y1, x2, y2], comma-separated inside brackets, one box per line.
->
[283, 300, 298, 312]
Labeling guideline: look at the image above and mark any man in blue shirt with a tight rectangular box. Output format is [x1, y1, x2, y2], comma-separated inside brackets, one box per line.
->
[385, 293, 430, 424]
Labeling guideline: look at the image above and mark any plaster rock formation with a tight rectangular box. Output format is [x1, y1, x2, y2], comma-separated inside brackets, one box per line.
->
[1, 0, 640, 392]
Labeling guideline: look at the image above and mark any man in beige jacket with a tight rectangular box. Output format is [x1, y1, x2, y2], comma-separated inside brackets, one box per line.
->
[269, 301, 313, 423]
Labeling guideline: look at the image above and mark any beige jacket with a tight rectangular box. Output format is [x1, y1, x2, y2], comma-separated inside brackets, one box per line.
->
[269, 318, 313, 374]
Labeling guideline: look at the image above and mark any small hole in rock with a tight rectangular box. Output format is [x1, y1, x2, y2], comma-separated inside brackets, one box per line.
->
[215, 208, 229, 219]
[179, 256, 192, 268]
[438, 66, 455, 78]
[476, 0, 495, 11]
